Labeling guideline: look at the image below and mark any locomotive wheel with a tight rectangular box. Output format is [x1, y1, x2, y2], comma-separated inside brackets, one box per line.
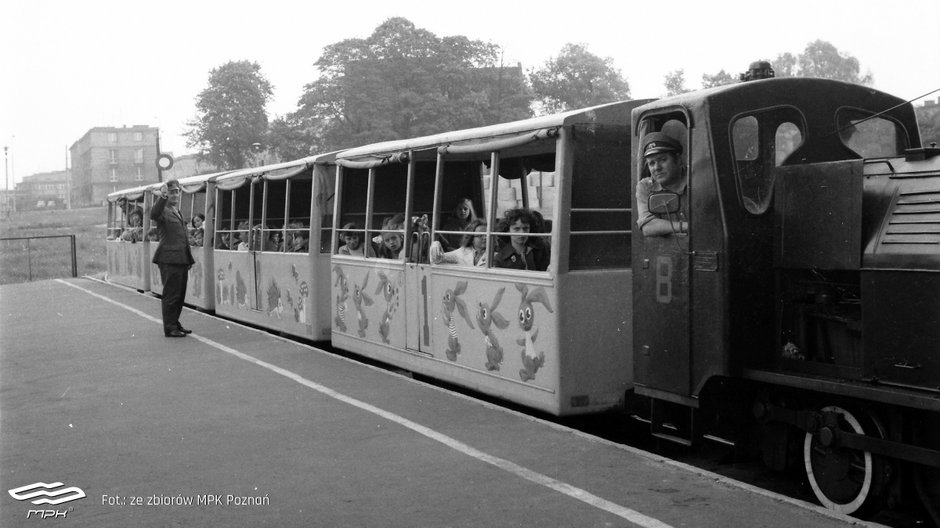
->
[803, 405, 886, 516]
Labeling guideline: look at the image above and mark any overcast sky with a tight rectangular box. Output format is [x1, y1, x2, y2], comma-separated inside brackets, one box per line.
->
[2, 0, 939, 184]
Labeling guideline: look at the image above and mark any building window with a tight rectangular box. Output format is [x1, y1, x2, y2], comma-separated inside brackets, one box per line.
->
[110, 149, 118, 164]
[135, 167, 143, 181]
[108, 132, 117, 143]
[110, 168, 118, 182]
[134, 132, 143, 142]
[135, 149, 143, 164]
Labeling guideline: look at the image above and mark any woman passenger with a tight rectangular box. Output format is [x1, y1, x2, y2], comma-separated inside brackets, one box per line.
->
[493, 208, 549, 271]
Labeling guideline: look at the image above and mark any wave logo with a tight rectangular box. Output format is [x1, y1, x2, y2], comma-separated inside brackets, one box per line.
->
[8, 482, 87, 506]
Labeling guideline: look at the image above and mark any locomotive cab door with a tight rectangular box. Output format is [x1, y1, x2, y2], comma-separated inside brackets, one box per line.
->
[633, 113, 695, 409]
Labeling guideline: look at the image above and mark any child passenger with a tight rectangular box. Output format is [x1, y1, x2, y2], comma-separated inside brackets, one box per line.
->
[429, 220, 487, 267]
[338, 222, 375, 257]
[375, 214, 406, 260]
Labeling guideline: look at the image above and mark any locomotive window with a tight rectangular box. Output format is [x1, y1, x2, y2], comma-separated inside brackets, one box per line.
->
[836, 108, 908, 158]
[732, 117, 759, 161]
[570, 124, 632, 270]
[775, 123, 802, 166]
[730, 106, 805, 215]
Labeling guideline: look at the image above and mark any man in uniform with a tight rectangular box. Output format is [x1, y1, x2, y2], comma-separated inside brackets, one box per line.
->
[150, 179, 195, 337]
[635, 132, 689, 237]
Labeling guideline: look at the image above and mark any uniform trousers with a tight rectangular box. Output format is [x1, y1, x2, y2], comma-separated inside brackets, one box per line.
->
[159, 264, 189, 335]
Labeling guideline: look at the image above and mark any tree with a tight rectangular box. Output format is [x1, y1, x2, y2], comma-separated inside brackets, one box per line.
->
[701, 69, 737, 89]
[772, 52, 797, 78]
[266, 114, 324, 163]
[292, 18, 532, 151]
[186, 61, 273, 169]
[915, 101, 940, 147]
[664, 69, 690, 96]
[772, 40, 873, 85]
[528, 43, 630, 114]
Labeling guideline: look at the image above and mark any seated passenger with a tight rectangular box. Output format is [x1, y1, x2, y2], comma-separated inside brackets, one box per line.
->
[236, 221, 251, 251]
[429, 219, 487, 267]
[493, 208, 550, 271]
[375, 214, 406, 260]
[217, 233, 233, 250]
[146, 226, 160, 242]
[289, 227, 309, 253]
[635, 132, 688, 237]
[188, 213, 205, 246]
[440, 197, 479, 250]
[121, 209, 144, 243]
[338, 222, 374, 257]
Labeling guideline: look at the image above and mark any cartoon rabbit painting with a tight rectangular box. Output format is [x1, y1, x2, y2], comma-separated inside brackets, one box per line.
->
[333, 265, 349, 332]
[515, 283, 554, 382]
[477, 287, 509, 371]
[353, 271, 373, 337]
[441, 281, 474, 361]
[375, 271, 399, 344]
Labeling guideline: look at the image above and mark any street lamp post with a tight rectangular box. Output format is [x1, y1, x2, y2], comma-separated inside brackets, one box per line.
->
[251, 142, 263, 167]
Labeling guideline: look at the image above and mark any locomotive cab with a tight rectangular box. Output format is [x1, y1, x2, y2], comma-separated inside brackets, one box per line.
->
[632, 77, 940, 519]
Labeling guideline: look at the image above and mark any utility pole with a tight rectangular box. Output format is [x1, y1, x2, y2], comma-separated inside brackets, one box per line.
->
[66, 144, 72, 209]
[4, 145, 9, 215]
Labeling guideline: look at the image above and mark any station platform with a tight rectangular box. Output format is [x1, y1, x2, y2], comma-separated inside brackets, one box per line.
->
[1, 278, 887, 527]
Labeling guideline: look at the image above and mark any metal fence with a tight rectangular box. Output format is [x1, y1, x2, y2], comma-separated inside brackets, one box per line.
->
[0, 235, 78, 284]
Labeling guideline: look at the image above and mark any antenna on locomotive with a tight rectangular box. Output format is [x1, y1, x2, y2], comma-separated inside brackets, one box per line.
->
[740, 60, 775, 82]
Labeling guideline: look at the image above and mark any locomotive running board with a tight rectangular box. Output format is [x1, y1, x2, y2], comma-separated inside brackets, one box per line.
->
[650, 399, 698, 446]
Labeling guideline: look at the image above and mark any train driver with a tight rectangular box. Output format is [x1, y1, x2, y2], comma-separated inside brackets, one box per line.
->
[635, 132, 689, 237]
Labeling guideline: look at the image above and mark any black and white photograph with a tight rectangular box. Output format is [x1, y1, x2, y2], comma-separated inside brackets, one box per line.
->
[2, 1, 939, 526]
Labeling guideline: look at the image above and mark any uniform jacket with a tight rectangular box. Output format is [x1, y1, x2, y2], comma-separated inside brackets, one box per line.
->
[150, 196, 195, 266]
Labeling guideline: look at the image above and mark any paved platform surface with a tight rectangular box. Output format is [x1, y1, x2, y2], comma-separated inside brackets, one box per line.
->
[0, 278, 887, 527]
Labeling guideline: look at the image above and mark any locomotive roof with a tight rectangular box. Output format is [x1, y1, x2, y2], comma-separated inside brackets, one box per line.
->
[633, 77, 915, 138]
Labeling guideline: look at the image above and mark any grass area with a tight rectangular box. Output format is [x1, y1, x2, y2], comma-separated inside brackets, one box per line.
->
[0, 207, 108, 284]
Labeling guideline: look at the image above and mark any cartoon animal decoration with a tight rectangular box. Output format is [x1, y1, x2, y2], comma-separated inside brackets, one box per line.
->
[515, 283, 554, 382]
[191, 262, 203, 299]
[353, 270, 373, 337]
[295, 281, 309, 324]
[216, 269, 226, 304]
[235, 270, 248, 308]
[375, 271, 400, 344]
[267, 279, 283, 318]
[441, 281, 474, 361]
[476, 287, 509, 371]
[333, 265, 349, 332]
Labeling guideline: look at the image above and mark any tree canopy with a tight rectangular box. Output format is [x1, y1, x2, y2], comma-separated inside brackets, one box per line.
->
[528, 43, 631, 114]
[185, 60, 273, 170]
[291, 17, 531, 151]
[772, 40, 873, 85]
[664, 69, 690, 96]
